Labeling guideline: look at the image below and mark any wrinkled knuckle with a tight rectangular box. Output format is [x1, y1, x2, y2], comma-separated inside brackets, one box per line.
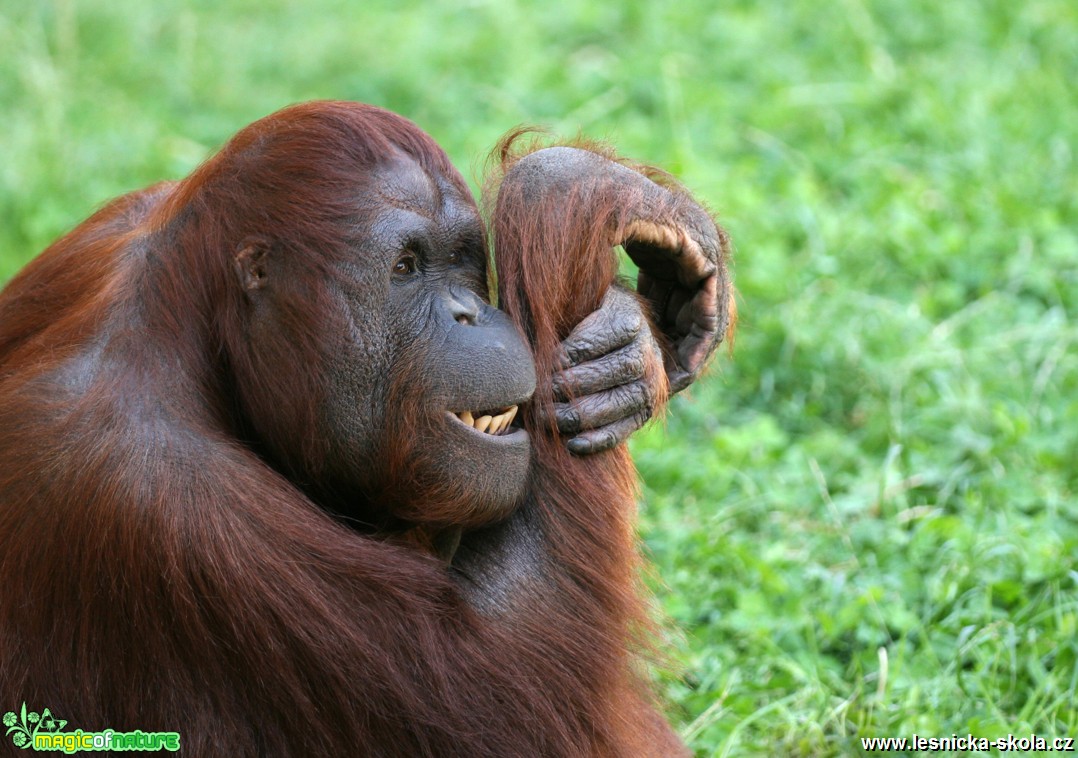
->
[611, 384, 635, 410]
[565, 407, 582, 431]
[624, 346, 647, 379]
[555, 404, 581, 433]
[570, 332, 600, 360]
[610, 354, 637, 384]
[611, 290, 644, 333]
[634, 407, 651, 427]
[601, 428, 619, 451]
[609, 314, 638, 344]
[552, 367, 583, 399]
[583, 363, 606, 385]
[566, 340, 589, 365]
[612, 285, 636, 308]
[629, 409, 646, 433]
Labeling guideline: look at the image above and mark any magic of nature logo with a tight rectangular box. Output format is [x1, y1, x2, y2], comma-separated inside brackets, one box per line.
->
[4, 703, 180, 753]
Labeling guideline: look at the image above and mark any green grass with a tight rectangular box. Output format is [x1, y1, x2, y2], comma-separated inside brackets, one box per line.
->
[1, 0, 1075, 754]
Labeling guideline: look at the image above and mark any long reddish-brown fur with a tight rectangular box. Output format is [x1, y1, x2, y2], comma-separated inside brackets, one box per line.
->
[490, 135, 686, 756]
[0, 102, 727, 756]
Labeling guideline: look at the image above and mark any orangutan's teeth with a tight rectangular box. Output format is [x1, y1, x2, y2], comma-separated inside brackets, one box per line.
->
[495, 412, 512, 434]
[456, 405, 520, 434]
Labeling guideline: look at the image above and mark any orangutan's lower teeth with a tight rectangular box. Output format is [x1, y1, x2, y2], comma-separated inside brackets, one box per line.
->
[455, 405, 518, 435]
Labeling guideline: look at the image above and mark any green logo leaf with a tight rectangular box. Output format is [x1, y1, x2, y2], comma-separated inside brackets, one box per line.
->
[6, 702, 66, 750]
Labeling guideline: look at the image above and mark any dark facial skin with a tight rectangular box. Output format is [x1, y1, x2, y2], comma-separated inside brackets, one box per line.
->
[336, 155, 539, 528]
[238, 152, 536, 531]
[356, 156, 537, 527]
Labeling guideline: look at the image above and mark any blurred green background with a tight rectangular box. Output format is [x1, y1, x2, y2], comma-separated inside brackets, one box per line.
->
[1, 0, 1075, 754]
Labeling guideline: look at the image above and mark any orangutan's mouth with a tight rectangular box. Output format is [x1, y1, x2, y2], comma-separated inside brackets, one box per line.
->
[450, 406, 519, 436]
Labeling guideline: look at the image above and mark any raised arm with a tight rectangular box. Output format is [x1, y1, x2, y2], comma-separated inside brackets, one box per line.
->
[491, 143, 735, 453]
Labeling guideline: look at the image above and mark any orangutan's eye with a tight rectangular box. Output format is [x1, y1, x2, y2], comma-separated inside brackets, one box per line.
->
[393, 253, 417, 276]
